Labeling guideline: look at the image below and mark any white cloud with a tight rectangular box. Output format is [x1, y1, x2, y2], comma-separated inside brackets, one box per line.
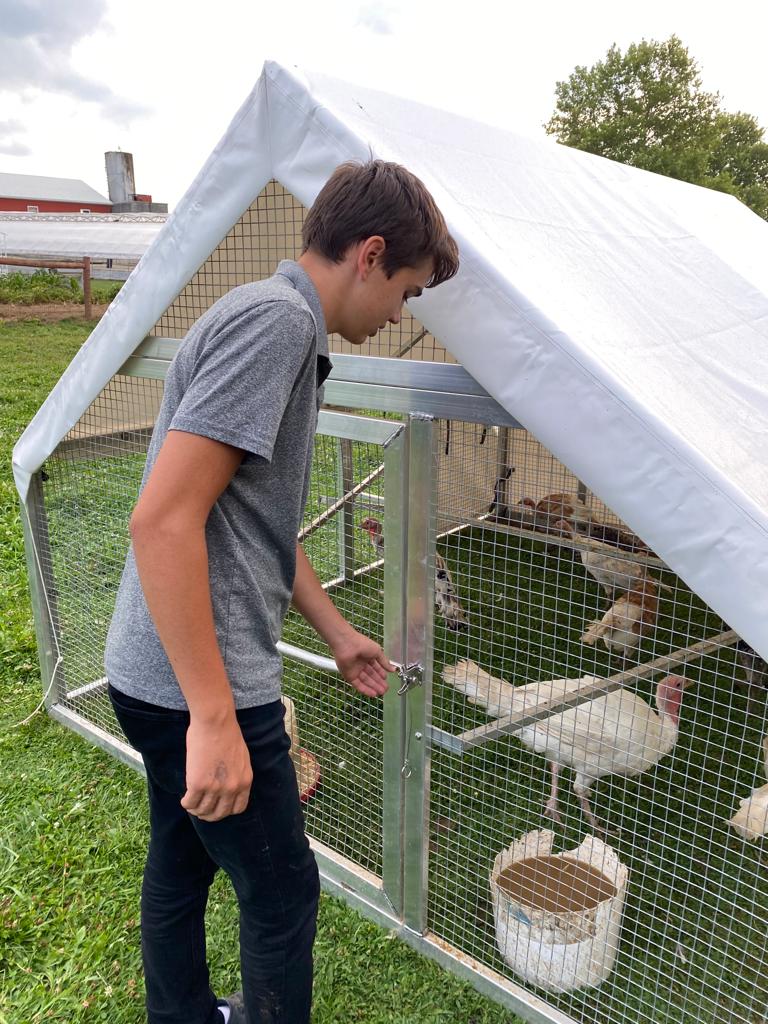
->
[0, 118, 30, 156]
[0, 0, 150, 139]
[355, 2, 399, 35]
[0, 141, 31, 157]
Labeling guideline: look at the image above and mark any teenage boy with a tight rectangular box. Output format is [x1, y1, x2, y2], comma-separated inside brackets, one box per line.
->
[105, 159, 459, 1024]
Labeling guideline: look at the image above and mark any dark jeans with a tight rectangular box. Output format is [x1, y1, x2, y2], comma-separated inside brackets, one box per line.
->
[109, 684, 320, 1024]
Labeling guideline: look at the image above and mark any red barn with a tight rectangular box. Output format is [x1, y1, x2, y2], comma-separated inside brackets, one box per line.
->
[0, 172, 112, 213]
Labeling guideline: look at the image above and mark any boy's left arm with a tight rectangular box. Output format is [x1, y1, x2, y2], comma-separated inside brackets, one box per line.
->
[291, 543, 391, 698]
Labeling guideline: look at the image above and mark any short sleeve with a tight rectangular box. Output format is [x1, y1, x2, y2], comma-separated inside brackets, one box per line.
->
[168, 299, 315, 460]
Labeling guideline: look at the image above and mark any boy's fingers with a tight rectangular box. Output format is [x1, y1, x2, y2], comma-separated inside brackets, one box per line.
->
[361, 664, 387, 689]
[352, 673, 386, 697]
[232, 792, 250, 816]
[182, 786, 244, 821]
[188, 796, 235, 822]
[181, 787, 203, 813]
[182, 791, 215, 817]
[378, 651, 396, 673]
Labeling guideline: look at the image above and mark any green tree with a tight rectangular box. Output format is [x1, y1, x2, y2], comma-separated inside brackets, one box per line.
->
[707, 111, 768, 219]
[545, 36, 768, 219]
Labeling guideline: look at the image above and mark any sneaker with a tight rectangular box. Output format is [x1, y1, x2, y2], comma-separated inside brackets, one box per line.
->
[217, 991, 247, 1024]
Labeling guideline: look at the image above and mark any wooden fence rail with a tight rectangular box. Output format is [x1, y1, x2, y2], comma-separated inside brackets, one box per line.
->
[0, 255, 91, 318]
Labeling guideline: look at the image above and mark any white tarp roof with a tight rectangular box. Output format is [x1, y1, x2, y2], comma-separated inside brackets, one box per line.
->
[13, 60, 768, 657]
[0, 214, 166, 260]
[0, 172, 110, 205]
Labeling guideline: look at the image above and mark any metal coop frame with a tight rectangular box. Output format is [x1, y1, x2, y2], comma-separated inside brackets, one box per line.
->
[17, 179, 768, 1024]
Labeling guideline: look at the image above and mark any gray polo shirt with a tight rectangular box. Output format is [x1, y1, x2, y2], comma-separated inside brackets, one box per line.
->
[105, 260, 331, 709]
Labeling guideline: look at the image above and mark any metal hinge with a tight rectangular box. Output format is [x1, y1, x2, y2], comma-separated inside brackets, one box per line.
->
[393, 662, 424, 695]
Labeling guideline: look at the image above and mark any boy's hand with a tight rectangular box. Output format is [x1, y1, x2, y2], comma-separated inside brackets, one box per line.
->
[182, 716, 253, 821]
[330, 628, 393, 698]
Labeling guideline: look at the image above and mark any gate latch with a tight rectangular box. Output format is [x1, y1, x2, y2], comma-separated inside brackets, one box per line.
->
[393, 662, 424, 695]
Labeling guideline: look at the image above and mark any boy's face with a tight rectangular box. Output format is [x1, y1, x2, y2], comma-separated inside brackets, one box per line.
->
[342, 258, 433, 346]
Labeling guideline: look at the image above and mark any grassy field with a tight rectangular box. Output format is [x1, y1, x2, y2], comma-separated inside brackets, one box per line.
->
[0, 318, 521, 1024]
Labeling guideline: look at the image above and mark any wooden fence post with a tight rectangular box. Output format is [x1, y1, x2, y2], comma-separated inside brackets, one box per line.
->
[82, 257, 91, 319]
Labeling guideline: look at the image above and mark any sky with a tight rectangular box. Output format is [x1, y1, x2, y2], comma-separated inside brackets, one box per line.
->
[1, 0, 767, 210]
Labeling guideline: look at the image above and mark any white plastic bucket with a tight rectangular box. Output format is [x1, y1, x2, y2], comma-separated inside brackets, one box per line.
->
[490, 829, 629, 993]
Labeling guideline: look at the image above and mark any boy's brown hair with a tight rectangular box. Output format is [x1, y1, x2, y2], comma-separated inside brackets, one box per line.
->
[302, 160, 459, 287]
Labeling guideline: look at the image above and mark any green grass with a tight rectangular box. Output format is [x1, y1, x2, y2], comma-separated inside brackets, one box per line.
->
[0, 319, 520, 1024]
[89, 280, 123, 303]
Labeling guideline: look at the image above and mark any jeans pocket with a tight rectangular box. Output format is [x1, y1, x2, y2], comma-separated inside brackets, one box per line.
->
[109, 686, 188, 795]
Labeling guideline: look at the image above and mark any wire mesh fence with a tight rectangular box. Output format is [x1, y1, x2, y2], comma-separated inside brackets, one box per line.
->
[281, 432, 390, 875]
[155, 181, 453, 361]
[419, 425, 768, 1024]
[35, 373, 162, 737]
[19, 179, 768, 1024]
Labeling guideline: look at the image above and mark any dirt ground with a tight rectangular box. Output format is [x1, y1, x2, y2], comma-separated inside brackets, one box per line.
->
[0, 302, 109, 322]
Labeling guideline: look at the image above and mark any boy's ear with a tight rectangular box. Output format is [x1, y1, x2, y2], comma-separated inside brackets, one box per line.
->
[357, 236, 386, 278]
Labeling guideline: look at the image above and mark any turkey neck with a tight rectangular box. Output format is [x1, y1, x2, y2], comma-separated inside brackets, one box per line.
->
[655, 694, 682, 755]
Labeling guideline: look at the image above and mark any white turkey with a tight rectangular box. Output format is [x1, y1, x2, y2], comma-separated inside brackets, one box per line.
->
[442, 659, 688, 834]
